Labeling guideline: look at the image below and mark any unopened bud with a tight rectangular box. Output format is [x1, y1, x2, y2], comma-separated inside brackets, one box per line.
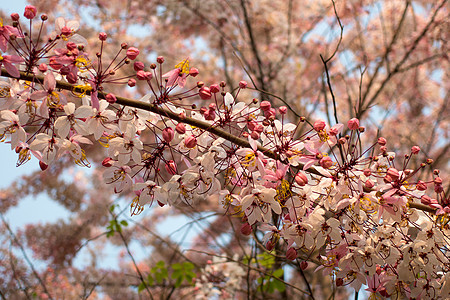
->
[189, 67, 199, 77]
[102, 157, 113, 167]
[286, 248, 297, 260]
[416, 181, 427, 191]
[38, 63, 47, 72]
[260, 101, 271, 111]
[126, 47, 139, 60]
[105, 93, 117, 104]
[347, 118, 360, 130]
[199, 86, 212, 100]
[279, 106, 287, 115]
[320, 156, 333, 169]
[24, 5, 37, 19]
[175, 123, 186, 134]
[313, 119, 326, 131]
[378, 137, 387, 146]
[162, 127, 174, 143]
[133, 61, 144, 71]
[11, 13, 19, 21]
[127, 78, 136, 87]
[165, 160, 177, 175]
[411, 146, 420, 154]
[184, 135, 197, 148]
[98, 32, 107, 41]
[210, 84, 220, 93]
[39, 160, 48, 171]
[239, 80, 248, 89]
[156, 56, 164, 64]
[295, 172, 308, 186]
[240, 223, 252, 235]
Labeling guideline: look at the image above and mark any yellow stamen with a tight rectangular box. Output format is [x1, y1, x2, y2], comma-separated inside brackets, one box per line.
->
[72, 84, 93, 98]
[174, 58, 190, 74]
[74, 149, 91, 168]
[275, 179, 291, 205]
[130, 196, 144, 216]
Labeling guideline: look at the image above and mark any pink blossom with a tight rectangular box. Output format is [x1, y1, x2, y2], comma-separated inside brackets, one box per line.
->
[0, 54, 23, 78]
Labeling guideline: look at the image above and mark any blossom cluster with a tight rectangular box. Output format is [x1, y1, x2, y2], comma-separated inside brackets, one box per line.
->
[0, 7, 448, 299]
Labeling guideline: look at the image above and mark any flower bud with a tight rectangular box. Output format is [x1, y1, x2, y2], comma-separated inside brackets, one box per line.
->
[162, 127, 174, 143]
[210, 84, 220, 93]
[11, 13, 19, 21]
[175, 123, 186, 134]
[377, 137, 387, 146]
[286, 248, 297, 260]
[295, 172, 308, 186]
[264, 108, 276, 119]
[102, 157, 113, 167]
[199, 86, 212, 100]
[39, 161, 48, 171]
[313, 119, 326, 131]
[127, 78, 136, 87]
[266, 240, 274, 251]
[411, 146, 420, 154]
[165, 160, 177, 175]
[204, 108, 216, 121]
[320, 156, 333, 169]
[434, 177, 442, 185]
[240, 223, 252, 235]
[416, 180, 427, 191]
[421, 195, 431, 205]
[347, 118, 360, 130]
[239, 80, 248, 89]
[136, 70, 152, 81]
[279, 106, 287, 115]
[24, 5, 37, 19]
[105, 93, 117, 104]
[184, 135, 197, 148]
[156, 56, 164, 64]
[260, 101, 271, 111]
[250, 131, 259, 140]
[386, 168, 399, 181]
[133, 61, 144, 71]
[38, 63, 48, 73]
[365, 179, 374, 189]
[126, 47, 140, 60]
[189, 67, 199, 77]
[300, 261, 308, 270]
[363, 169, 371, 176]
[98, 32, 107, 41]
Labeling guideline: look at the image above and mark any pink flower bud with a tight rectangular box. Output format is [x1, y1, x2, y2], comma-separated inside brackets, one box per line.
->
[386, 168, 399, 181]
[136, 70, 152, 81]
[313, 120, 326, 131]
[175, 123, 186, 134]
[320, 156, 333, 169]
[24, 5, 37, 19]
[378, 137, 387, 146]
[247, 121, 258, 132]
[250, 131, 259, 140]
[421, 195, 431, 205]
[240, 223, 252, 235]
[38, 63, 47, 73]
[199, 86, 212, 100]
[239, 80, 248, 88]
[60, 26, 72, 37]
[279, 106, 287, 115]
[365, 179, 374, 189]
[266, 240, 274, 251]
[260, 101, 271, 111]
[411, 146, 420, 154]
[98, 32, 107, 41]
[347, 118, 360, 130]
[39, 161, 48, 171]
[126, 47, 140, 60]
[156, 56, 164, 64]
[416, 180, 427, 191]
[434, 177, 442, 185]
[127, 78, 136, 87]
[133, 61, 144, 71]
[165, 160, 177, 175]
[204, 109, 216, 121]
[162, 127, 174, 143]
[300, 261, 308, 270]
[66, 42, 77, 51]
[210, 84, 220, 93]
[184, 135, 197, 148]
[286, 248, 297, 261]
[105, 93, 117, 104]
[363, 169, 371, 176]
[102, 157, 113, 167]
[189, 67, 199, 77]
[11, 13, 19, 21]
[295, 172, 308, 186]
[264, 108, 276, 119]
[329, 126, 339, 136]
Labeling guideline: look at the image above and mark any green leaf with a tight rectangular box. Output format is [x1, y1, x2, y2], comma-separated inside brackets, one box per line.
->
[137, 281, 146, 293]
[120, 220, 128, 226]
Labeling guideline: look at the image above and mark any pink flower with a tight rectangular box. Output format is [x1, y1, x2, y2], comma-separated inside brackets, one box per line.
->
[0, 22, 22, 52]
[0, 53, 23, 78]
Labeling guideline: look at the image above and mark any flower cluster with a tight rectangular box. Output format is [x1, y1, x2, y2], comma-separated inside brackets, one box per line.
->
[0, 7, 448, 299]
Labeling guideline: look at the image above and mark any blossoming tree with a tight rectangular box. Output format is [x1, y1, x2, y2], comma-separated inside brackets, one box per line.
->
[0, 1, 448, 299]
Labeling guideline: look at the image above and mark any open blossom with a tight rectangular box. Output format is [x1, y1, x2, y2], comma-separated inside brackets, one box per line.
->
[108, 124, 143, 165]
[0, 21, 22, 52]
[29, 133, 61, 164]
[0, 110, 26, 149]
[162, 58, 190, 88]
[241, 187, 281, 225]
[30, 71, 66, 118]
[103, 165, 133, 193]
[54, 103, 92, 138]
